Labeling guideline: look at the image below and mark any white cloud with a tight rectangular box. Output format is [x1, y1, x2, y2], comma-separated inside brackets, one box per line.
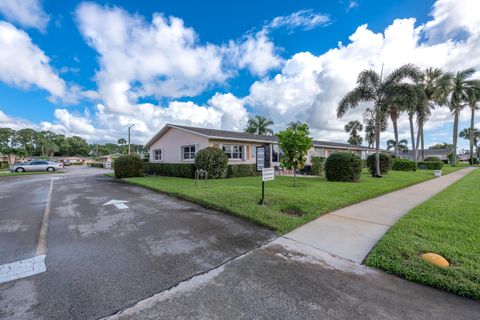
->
[0, 0, 50, 32]
[0, 21, 67, 99]
[0, 110, 33, 130]
[266, 9, 330, 31]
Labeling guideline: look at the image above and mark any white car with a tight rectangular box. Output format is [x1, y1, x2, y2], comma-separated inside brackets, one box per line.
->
[9, 160, 63, 173]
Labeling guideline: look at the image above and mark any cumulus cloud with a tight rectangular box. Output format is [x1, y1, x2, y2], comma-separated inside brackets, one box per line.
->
[0, 21, 67, 99]
[0, 0, 50, 32]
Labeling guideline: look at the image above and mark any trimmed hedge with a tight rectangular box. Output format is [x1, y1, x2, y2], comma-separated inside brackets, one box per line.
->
[144, 162, 196, 178]
[227, 164, 258, 178]
[324, 152, 362, 182]
[114, 155, 144, 178]
[311, 156, 326, 176]
[417, 161, 444, 170]
[392, 158, 417, 171]
[424, 156, 441, 162]
[366, 153, 393, 175]
[194, 147, 228, 179]
[88, 162, 104, 168]
[0, 161, 9, 169]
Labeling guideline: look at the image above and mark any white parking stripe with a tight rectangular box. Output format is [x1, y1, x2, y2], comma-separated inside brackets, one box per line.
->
[0, 255, 46, 284]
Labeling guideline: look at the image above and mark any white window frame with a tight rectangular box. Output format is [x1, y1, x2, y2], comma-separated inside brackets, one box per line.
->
[223, 144, 244, 160]
[181, 145, 196, 161]
[152, 149, 163, 162]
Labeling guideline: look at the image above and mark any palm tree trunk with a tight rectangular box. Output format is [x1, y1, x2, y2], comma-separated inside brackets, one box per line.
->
[452, 109, 459, 165]
[415, 121, 422, 161]
[421, 126, 425, 161]
[392, 117, 399, 156]
[375, 120, 381, 177]
[470, 106, 475, 164]
[409, 113, 416, 161]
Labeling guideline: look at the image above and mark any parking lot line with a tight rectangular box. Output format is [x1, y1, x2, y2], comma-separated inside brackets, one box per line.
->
[0, 255, 46, 284]
[36, 178, 54, 256]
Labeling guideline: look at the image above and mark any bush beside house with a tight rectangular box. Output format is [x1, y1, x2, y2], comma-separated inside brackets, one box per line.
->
[424, 156, 441, 162]
[114, 155, 144, 178]
[417, 161, 444, 170]
[226, 164, 258, 178]
[194, 147, 228, 179]
[392, 158, 417, 171]
[143, 163, 196, 178]
[311, 156, 326, 176]
[324, 153, 362, 182]
[366, 153, 393, 175]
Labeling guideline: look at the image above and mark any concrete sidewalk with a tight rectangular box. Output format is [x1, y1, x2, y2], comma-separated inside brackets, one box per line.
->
[284, 167, 477, 263]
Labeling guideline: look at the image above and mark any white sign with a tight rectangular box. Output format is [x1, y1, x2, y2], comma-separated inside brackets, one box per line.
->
[104, 199, 129, 209]
[256, 147, 265, 171]
[262, 168, 275, 181]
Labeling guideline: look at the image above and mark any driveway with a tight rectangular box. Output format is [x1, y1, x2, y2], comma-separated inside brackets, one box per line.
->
[0, 167, 275, 319]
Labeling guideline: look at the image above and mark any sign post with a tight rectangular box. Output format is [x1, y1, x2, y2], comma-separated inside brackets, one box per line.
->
[257, 145, 274, 205]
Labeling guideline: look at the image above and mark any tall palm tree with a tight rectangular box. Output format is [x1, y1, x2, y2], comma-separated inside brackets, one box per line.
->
[244, 115, 275, 135]
[387, 139, 408, 152]
[465, 81, 480, 163]
[344, 120, 363, 146]
[448, 68, 477, 165]
[363, 108, 386, 148]
[415, 68, 453, 160]
[338, 64, 420, 177]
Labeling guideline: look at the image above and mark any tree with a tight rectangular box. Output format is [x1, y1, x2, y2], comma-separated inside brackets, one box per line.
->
[344, 120, 363, 146]
[429, 142, 453, 150]
[117, 138, 127, 154]
[338, 64, 420, 177]
[244, 115, 274, 135]
[363, 108, 386, 148]
[415, 68, 453, 160]
[448, 68, 477, 165]
[460, 128, 480, 159]
[277, 121, 313, 187]
[387, 139, 408, 152]
[465, 81, 480, 163]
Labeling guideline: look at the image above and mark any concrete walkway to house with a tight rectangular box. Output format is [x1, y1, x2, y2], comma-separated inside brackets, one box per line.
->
[284, 167, 477, 264]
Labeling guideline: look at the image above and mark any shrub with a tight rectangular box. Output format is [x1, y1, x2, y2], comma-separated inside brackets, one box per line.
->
[194, 147, 228, 179]
[311, 156, 326, 176]
[473, 157, 479, 165]
[417, 161, 444, 170]
[0, 161, 9, 169]
[227, 164, 258, 178]
[143, 163, 195, 178]
[392, 158, 417, 171]
[424, 156, 441, 162]
[88, 162, 104, 168]
[114, 155, 144, 178]
[324, 152, 362, 182]
[366, 153, 393, 175]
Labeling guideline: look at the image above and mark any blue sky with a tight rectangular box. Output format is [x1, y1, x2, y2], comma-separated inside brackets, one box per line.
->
[0, 0, 479, 150]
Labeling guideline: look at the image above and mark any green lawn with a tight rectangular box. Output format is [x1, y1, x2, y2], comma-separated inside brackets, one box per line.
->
[123, 164, 469, 234]
[365, 168, 480, 300]
[0, 170, 63, 177]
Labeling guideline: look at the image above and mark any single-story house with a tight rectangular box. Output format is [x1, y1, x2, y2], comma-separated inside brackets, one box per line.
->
[145, 124, 375, 166]
[396, 149, 449, 162]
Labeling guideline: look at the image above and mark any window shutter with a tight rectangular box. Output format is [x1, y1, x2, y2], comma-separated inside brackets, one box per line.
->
[161, 148, 164, 161]
[243, 145, 247, 160]
[180, 147, 183, 161]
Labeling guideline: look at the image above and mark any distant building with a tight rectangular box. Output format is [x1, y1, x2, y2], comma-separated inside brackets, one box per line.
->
[396, 149, 449, 162]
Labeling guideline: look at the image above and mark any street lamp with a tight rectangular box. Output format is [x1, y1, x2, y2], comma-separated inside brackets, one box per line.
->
[128, 124, 135, 155]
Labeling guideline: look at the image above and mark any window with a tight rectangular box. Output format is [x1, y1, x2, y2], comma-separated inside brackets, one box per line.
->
[223, 144, 243, 159]
[182, 145, 196, 160]
[152, 149, 162, 161]
[272, 144, 283, 163]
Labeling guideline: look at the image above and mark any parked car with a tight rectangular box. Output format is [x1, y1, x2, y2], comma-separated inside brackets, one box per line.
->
[9, 160, 63, 173]
[62, 159, 71, 166]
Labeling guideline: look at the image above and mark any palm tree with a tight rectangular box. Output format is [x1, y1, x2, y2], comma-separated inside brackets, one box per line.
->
[244, 115, 274, 135]
[459, 128, 480, 160]
[338, 64, 420, 177]
[448, 68, 477, 165]
[415, 68, 453, 160]
[363, 108, 386, 148]
[465, 81, 480, 163]
[387, 139, 408, 152]
[344, 120, 363, 146]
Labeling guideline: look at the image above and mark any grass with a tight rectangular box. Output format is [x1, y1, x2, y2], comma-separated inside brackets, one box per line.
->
[365, 168, 480, 300]
[123, 164, 469, 234]
[0, 170, 63, 177]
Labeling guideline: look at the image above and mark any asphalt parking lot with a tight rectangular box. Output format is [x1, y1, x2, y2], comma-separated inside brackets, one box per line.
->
[1, 167, 479, 320]
[0, 167, 275, 319]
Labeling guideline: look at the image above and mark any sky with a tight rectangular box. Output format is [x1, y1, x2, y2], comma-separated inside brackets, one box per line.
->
[0, 0, 479, 150]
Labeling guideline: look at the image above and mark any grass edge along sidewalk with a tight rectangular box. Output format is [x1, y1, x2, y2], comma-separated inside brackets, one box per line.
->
[122, 165, 469, 235]
[365, 168, 480, 300]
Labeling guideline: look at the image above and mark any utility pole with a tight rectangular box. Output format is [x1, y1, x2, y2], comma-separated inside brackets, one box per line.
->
[128, 124, 135, 155]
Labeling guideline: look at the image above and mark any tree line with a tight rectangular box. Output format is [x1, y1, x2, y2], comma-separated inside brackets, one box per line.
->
[0, 127, 146, 164]
[338, 65, 480, 176]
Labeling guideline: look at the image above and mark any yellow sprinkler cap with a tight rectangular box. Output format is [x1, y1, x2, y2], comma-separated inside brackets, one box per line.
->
[421, 253, 449, 268]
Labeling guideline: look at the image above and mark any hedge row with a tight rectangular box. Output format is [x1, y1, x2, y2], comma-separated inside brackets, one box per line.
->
[392, 158, 417, 171]
[226, 164, 258, 178]
[0, 161, 9, 169]
[88, 163, 104, 168]
[417, 161, 444, 170]
[114, 155, 144, 179]
[143, 162, 196, 178]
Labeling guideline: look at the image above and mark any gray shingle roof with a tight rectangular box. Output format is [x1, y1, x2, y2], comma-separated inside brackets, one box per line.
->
[146, 123, 375, 151]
